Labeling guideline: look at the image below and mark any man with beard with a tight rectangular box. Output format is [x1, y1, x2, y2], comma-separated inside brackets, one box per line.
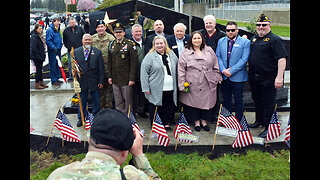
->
[247, 14, 288, 138]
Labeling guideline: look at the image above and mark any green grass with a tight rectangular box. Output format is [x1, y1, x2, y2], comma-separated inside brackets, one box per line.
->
[216, 19, 290, 37]
[30, 149, 290, 179]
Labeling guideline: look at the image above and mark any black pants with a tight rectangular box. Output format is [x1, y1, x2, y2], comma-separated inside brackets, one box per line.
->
[148, 91, 176, 127]
[33, 60, 44, 83]
[249, 72, 276, 129]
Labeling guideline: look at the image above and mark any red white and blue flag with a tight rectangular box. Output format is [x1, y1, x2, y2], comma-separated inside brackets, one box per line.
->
[174, 111, 193, 143]
[128, 109, 143, 138]
[266, 110, 281, 141]
[218, 106, 242, 130]
[232, 115, 253, 148]
[85, 110, 94, 130]
[284, 117, 290, 147]
[152, 112, 170, 147]
[54, 110, 81, 143]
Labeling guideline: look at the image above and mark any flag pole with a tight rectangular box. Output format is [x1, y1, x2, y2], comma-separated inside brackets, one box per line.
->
[175, 107, 184, 151]
[128, 104, 131, 118]
[147, 106, 158, 152]
[212, 104, 222, 151]
[46, 106, 62, 146]
[265, 104, 277, 147]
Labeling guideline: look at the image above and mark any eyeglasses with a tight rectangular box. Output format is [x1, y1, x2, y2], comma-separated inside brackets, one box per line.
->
[256, 24, 269, 27]
[226, 29, 236, 32]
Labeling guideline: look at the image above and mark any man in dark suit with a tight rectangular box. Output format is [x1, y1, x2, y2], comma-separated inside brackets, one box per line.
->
[144, 20, 169, 54]
[73, 33, 104, 127]
[166, 22, 190, 58]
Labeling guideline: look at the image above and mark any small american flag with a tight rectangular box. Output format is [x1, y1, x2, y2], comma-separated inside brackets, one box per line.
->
[174, 112, 193, 143]
[218, 106, 242, 130]
[85, 110, 94, 130]
[30, 124, 35, 133]
[232, 115, 253, 148]
[284, 117, 290, 147]
[128, 109, 143, 137]
[266, 110, 281, 141]
[54, 110, 81, 143]
[152, 112, 170, 147]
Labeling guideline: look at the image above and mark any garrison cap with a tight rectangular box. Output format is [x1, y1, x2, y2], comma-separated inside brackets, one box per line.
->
[113, 22, 125, 32]
[257, 14, 270, 22]
[95, 19, 105, 28]
[90, 109, 135, 151]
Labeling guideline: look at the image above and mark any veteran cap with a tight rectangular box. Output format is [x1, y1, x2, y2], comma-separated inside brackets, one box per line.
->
[90, 109, 135, 151]
[257, 14, 270, 22]
[113, 22, 125, 32]
[95, 19, 105, 28]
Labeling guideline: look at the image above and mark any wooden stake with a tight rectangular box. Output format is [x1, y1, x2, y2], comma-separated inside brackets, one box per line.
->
[147, 106, 158, 152]
[212, 104, 222, 151]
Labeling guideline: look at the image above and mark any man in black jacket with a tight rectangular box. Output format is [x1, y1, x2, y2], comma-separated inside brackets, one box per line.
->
[63, 17, 85, 81]
[200, 15, 225, 52]
[73, 34, 104, 127]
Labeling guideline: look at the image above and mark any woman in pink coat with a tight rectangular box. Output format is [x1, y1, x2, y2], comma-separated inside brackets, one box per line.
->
[178, 31, 222, 132]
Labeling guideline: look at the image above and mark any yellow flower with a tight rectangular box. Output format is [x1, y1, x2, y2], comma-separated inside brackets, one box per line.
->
[184, 82, 189, 87]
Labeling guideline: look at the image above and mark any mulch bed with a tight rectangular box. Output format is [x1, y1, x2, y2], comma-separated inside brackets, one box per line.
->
[30, 134, 289, 159]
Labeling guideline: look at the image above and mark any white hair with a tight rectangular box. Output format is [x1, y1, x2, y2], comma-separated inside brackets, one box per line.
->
[173, 23, 187, 32]
[132, 23, 142, 30]
[203, 15, 216, 23]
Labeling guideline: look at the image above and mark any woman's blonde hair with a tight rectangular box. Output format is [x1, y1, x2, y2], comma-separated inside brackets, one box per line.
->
[148, 35, 171, 55]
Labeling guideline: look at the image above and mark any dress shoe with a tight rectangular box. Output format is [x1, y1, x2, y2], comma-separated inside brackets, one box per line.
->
[258, 129, 268, 138]
[195, 126, 201, 132]
[52, 81, 61, 86]
[248, 121, 263, 128]
[203, 125, 210, 131]
[165, 125, 171, 131]
[77, 119, 83, 127]
[34, 82, 45, 89]
[39, 81, 48, 88]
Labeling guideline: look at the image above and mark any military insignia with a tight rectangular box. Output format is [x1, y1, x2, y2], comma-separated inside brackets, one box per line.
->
[252, 38, 256, 43]
[132, 42, 136, 45]
[122, 44, 128, 51]
[133, 45, 136, 50]
[263, 38, 270, 42]
[112, 46, 115, 49]
[116, 23, 120, 28]
[91, 51, 95, 55]
[121, 54, 125, 58]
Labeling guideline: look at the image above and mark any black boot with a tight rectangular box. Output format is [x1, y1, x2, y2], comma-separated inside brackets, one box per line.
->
[248, 121, 263, 128]
[77, 119, 83, 127]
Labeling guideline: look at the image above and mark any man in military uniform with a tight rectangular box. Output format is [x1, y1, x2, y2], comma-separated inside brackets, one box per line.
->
[108, 22, 138, 114]
[247, 14, 288, 138]
[92, 19, 116, 109]
[47, 109, 161, 179]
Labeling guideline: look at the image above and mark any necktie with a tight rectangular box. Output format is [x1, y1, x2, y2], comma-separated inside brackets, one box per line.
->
[85, 49, 89, 61]
[227, 39, 235, 68]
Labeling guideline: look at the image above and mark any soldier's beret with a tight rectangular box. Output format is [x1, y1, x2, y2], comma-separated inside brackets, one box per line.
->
[113, 22, 125, 32]
[95, 19, 105, 28]
[257, 14, 270, 22]
[90, 109, 135, 151]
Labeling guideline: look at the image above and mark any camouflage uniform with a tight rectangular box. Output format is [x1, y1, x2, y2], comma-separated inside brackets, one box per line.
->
[92, 32, 115, 109]
[47, 151, 161, 180]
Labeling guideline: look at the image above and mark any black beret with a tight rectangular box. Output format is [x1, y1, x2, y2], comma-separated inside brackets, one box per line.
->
[257, 14, 270, 22]
[90, 109, 134, 151]
[95, 19, 105, 28]
[113, 22, 125, 32]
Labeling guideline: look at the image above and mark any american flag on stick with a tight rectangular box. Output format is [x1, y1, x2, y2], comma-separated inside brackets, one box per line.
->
[151, 112, 170, 147]
[266, 109, 281, 142]
[218, 106, 242, 130]
[85, 110, 94, 130]
[174, 111, 193, 143]
[284, 117, 290, 147]
[54, 110, 81, 143]
[232, 115, 253, 148]
[128, 108, 143, 138]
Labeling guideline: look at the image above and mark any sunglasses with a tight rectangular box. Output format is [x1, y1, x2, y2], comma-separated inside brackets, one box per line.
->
[256, 24, 269, 27]
[226, 29, 236, 32]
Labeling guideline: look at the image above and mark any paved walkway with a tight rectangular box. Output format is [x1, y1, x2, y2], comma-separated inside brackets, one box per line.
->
[30, 76, 290, 147]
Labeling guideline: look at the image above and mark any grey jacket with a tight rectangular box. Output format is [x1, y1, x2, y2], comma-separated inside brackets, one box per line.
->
[140, 50, 178, 106]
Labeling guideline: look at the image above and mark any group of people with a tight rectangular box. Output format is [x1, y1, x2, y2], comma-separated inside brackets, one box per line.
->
[32, 13, 288, 179]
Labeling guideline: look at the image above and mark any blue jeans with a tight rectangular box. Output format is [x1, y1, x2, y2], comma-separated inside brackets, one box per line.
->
[221, 78, 244, 121]
[77, 90, 100, 120]
[48, 50, 61, 83]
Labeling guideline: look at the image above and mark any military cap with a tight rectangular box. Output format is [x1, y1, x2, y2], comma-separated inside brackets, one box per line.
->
[90, 109, 135, 151]
[257, 14, 270, 22]
[113, 22, 125, 32]
[95, 19, 105, 28]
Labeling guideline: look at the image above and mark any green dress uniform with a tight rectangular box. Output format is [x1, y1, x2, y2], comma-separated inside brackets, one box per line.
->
[92, 32, 115, 109]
